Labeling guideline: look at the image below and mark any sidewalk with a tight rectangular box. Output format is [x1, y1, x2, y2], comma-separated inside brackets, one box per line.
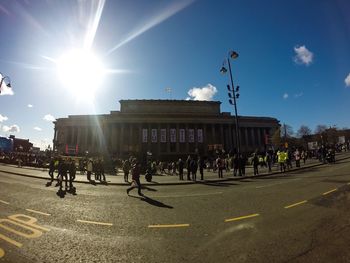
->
[1, 152, 350, 186]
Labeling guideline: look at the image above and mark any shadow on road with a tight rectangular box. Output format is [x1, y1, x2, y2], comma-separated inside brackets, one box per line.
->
[141, 186, 158, 192]
[201, 181, 237, 187]
[141, 196, 173, 209]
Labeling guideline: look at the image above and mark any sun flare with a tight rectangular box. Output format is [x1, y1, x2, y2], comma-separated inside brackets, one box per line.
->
[56, 49, 105, 100]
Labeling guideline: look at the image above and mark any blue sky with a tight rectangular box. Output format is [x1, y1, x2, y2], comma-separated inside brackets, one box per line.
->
[0, 0, 349, 149]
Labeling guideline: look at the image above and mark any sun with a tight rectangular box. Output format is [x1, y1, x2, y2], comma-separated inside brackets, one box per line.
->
[56, 49, 105, 100]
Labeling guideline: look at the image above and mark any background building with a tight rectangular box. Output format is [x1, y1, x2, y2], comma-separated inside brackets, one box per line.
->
[53, 100, 280, 160]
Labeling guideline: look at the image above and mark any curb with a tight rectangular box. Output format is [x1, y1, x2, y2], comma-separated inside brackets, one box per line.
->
[1, 155, 349, 186]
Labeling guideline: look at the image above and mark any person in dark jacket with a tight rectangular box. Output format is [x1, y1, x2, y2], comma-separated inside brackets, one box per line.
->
[239, 154, 246, 176]
[178, 158, 184, 180]
[190, 158, 198, 182]
[198, 156, 205, 180]
[185, 155, 192, 180]
[126, 159, 143, 196]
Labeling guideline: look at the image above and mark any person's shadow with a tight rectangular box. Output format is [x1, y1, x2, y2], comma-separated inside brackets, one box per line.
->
[140, 195, 173, 209]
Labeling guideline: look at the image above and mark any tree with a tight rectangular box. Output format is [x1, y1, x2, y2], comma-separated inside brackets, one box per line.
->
[314, 125, 327, 135]
[280, 124, 294, 139]
[271, 127, 281, 148]
[297, 125, 312, 138]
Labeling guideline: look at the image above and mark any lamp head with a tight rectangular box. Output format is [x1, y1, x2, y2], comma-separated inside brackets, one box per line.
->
[220, 66, 227, 74]
[229, 99, 233, 105]
[227, 84, 231, 91]
[230, 51, 239, 59]
[228, 92, 233, 98]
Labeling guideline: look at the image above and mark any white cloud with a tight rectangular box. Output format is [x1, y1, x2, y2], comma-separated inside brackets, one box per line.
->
[0, 114, 8, 122]
[43, 114, 55, 122]
[28, 104, 33, 108]
[294, 92, 303, 98]
[283, 93, 289, 99]
[34, 126, 42, 131]
[32, 138, 51, 150]
[294, 45, 313, 66]
[0, 81, 14, 96]
[187, 83, 217, 101]
[345, 73, 350, 87]
[2, 124, 20, 133]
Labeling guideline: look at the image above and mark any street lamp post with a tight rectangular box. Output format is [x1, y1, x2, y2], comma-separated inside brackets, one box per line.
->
[0, 72, 11, 94]
[220, 51, 241, 155]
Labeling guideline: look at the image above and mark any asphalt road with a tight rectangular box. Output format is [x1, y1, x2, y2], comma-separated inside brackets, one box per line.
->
[1, 156, 350, 263]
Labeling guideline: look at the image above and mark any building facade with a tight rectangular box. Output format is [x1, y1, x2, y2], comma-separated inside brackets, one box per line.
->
[53, 100, 280, 160]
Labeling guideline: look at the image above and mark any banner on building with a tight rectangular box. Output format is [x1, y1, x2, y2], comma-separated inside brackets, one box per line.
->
[142, 129, 148, 143]
[160, 129, 166, 143]
[339, 136, 345, 144]
[179, 129, 185, 143]
[188, 129, 194, 143]
[170, 129, 176, 142]
[151, 129, 157, 143]
[197, 129, 203, 143]
[308, 141, 318, 150]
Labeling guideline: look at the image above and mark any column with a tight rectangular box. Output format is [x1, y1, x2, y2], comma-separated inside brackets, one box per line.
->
[203, 124, 208, 155]
[157, 124, 161, 158]
[244, 128, 248, 147]
[185, 124, 189, 153]
[251, 128, 255, 148]
[211, 124, 216, 143]
[257, 128, 262, 147]
[166, 124, 170, 153]
[220, 124, 224, 150]
[195, 124, 198, 152]
[176, 124, 180, 154]
[228, 124, 232, 151]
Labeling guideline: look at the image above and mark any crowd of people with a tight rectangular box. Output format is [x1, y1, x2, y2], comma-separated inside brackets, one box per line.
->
[0, 143, 348, 195]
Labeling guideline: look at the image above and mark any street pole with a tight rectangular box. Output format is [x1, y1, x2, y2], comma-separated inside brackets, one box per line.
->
[227, 58, 240, 155]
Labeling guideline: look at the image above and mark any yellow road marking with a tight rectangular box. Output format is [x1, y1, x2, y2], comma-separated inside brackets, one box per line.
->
[77, 219, 113, 226]
[148, 224, 190, 228]
[322, 188, 337, 196]
[0, 247, 4, 258]
[224, 213, 260, 223]
[25, 209, 51, 216]
[284, 200, 308, 209]
[0, 233, 22, 248]
[0, 200, 9, 205]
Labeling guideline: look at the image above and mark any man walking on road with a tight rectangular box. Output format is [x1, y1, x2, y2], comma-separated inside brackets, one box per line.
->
[127, 159, 143, 196]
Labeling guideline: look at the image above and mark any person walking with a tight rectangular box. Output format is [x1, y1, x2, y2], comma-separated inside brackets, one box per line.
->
[122, 159, 131, 183]
[198, 156, 205, 180]
[126, 159, 143, 196]
[190, 157, 198, 182]
[186, 155, 192, 180]
[86, 159, 93, 182]
[68, 158, 76, 192]
[216, 156, 224, 178]
[239, 154, 246, 176]
[294, 149, 301, 168]
[232, 154, 239, 176]
[277, 150, 286, 173]
[252, 153, 259, 176]
[178, 158, 184, 180]
[265, 152, 272, 172]
[48, 157, 55, 182]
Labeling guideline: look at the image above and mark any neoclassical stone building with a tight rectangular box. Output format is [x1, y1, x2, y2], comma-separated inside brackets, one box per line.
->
[53, 100, 279, 160]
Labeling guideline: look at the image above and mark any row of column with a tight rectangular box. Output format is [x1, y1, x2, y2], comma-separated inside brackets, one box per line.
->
[57, 124, 271, 155]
